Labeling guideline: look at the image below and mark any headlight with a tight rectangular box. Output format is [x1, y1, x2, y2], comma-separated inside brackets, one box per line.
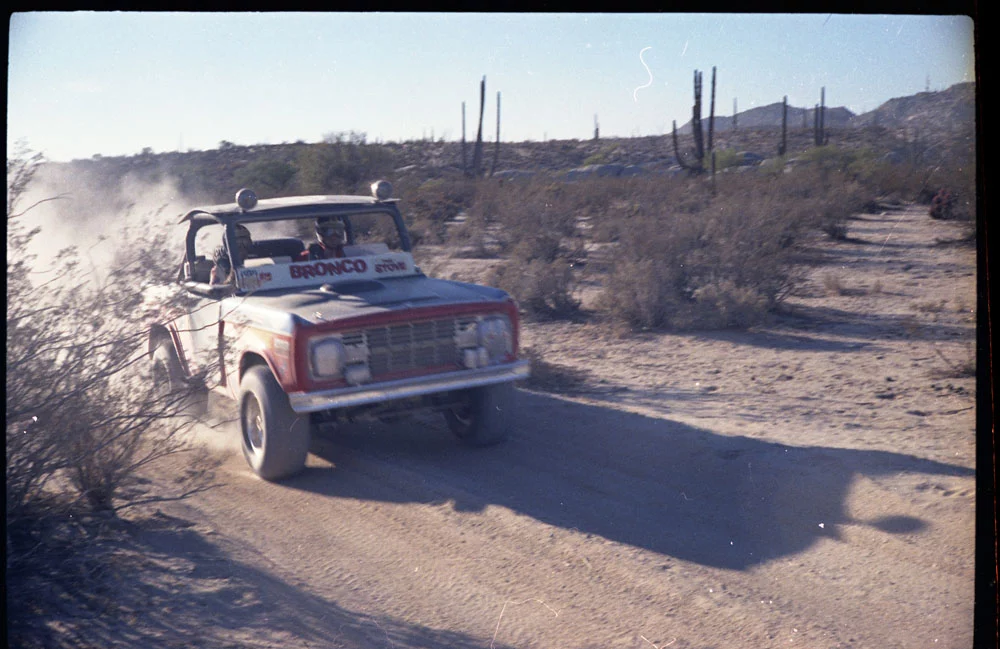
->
[310, 337, 346, 378]
[455, 321, 478, 348]
[478, 315, 513, 362]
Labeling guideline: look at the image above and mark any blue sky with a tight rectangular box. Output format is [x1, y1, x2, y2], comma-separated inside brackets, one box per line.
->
[7, 12, 976, 162]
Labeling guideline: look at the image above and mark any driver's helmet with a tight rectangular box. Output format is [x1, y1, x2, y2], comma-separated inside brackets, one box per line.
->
[315, 217, 346, 249]
[226, 223, 254, 260]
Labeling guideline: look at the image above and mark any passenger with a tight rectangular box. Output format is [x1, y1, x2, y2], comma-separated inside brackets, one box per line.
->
[298, 217, 347, 260]
[210, 223, 254, 284]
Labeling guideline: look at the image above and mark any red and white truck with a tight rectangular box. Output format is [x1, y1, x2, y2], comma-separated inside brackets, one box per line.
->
[149, 184, 530, 480]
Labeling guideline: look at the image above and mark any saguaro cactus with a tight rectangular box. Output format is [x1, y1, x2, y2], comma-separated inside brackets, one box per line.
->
[708, 67, 716, 154]
[733, 98, 738, 131]
[692, 70, 704, 165]
[490, 91, 501, 177]
[814, 87, 828, 146]
[594, 114, 600, 140]
[470, 76, 486, 178]
[672, 68, 716, 175]
[461, 102, 467, 174]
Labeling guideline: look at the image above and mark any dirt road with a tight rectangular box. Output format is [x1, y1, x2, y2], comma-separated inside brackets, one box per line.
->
[122, 205, 975, 649]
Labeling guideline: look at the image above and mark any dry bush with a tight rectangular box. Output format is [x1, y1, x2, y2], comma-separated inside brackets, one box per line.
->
[436, 161, 873, 329]
[769, 164, 870, 241]
[595, 174, 820, 330]
[7, 151, 216, 631]
[922, 168, 976, 222]
[487, 258, 581, 317]
[456, 179, 583, 258]
[398, 177, 477, 246]
[462, 179, 588, 316]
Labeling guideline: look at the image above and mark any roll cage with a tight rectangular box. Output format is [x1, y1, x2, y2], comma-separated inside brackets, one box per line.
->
[177, 197, 411, 298]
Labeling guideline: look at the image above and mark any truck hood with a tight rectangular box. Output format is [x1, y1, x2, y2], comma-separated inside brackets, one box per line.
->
[226, 275, 509, 329]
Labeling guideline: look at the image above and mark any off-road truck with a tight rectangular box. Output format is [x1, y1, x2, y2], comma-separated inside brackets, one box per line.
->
[149, 183, 529, 480]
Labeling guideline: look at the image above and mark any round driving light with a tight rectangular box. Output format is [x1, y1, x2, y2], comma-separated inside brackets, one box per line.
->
[236, 188, 258, 211]
[478, 316, 513, 362]
[311, 338, 346, 378]
[371, 180, 392, 201]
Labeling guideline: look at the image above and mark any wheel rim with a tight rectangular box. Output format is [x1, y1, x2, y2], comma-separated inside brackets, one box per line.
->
[243, 395, 265, 451]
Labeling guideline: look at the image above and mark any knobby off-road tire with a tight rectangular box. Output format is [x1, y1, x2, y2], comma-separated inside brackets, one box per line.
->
[152, 338, 186, 397]
[444, 383, 513, 447]
[151, 338, 207, 415]
[239, 365, 311, 481]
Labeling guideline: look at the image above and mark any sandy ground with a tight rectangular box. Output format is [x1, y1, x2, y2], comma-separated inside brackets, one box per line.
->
[66, 205, 976, 648]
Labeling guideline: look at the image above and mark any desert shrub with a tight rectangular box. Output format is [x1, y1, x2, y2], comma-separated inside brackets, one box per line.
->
[689, 279, 770, 329]
[295, 131, 394, 195]
[596, 175, 808, 330]
[233, 157, 297, 197]
[401, 177, 477, 246]
[922, 163, 976, 222]
[598, 258, 683, 329]
[463, 177, 599, 316]
[7, 150, 214, 619]
[768, 164, 872, 241]
[488, 258, 580, 317]
[456, 178, 584, 261]
[712, 148, 745, 170]
[581, 144, 621, 166]
[758, 156, 787, 177]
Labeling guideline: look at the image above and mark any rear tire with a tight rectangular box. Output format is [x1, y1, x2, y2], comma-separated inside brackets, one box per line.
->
[444, 383, 513, 447]
[240, 365, 310, 481]
[151, 338, 207, 415]
[152, 339, 185, 396]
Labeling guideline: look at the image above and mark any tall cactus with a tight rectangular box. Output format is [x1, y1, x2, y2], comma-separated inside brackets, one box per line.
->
[461, 101, 467, 174]
[594, 114, 599, 140]
[821, 87, 827, 143]
[672, 68, 714, 175]
[692, 70, 704, 166]
[733, 97, 738, 131]
[490, 91, 501, 177]
[708, 67, 716, 155]
[814, 87, 828, 146]
[470, 76, 486, 178]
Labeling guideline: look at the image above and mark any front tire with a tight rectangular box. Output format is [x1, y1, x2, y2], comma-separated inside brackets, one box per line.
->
[444, 383, 513, 447]
[240, 365, 310, 481]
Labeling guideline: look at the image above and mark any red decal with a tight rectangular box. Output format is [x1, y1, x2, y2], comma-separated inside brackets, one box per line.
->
[290, 259, 368, 279]
[375, 260, 408, 273]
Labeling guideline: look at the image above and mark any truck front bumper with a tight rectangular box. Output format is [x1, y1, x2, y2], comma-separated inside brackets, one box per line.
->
[287, 360, 531, 414]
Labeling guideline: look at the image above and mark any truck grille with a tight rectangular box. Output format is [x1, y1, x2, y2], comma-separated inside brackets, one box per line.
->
[343, 317, 477, 377]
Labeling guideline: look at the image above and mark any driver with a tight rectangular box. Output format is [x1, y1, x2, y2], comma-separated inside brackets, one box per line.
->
[298, 217, 347, 260]
[209, 223, 254, 284]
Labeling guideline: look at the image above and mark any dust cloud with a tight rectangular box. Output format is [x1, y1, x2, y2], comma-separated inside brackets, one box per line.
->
[13, 162, 196, 281]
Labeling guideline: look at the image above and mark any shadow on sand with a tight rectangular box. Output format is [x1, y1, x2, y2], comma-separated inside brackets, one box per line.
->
[8, 515, 509, 649]
[288, 390, 972, 572]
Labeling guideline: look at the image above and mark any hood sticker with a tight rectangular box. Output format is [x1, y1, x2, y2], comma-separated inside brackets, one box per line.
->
[238, 251, 415, 292]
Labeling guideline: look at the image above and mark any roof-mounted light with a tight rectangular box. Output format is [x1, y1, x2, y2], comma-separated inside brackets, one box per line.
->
[371, 180, 392, 201]
[236, 188, 258, 211]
